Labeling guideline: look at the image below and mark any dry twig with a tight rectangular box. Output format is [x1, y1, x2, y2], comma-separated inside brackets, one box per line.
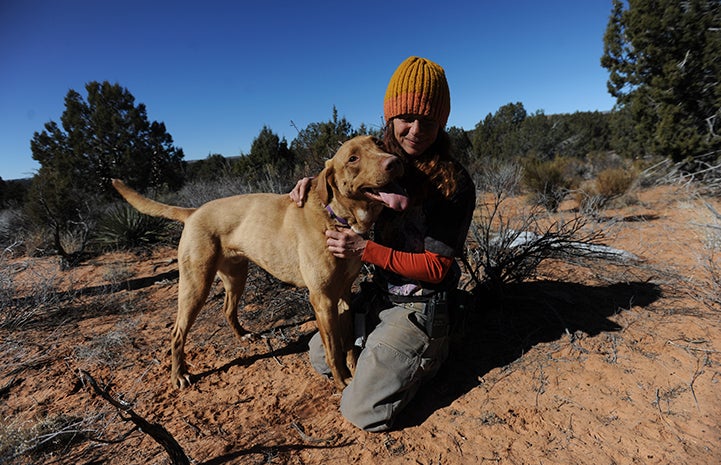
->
[78, 369, 189, 465]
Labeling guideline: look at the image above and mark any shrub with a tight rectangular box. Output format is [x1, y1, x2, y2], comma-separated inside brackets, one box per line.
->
[0, 255, 13, 310]
[0, 208, 26, 256]
[94, 204, 172, 250]
[521, 157, 576, 212]
[467, 205, 606, 288]
[694, 201, 721, 311]
[585, 150, 625, 173]
[74, 323, 135, 368]
[595, 167, 637, 199]
[174, 173, 287, 209]
[576, 166, 638, 214]
[474, 159, 523, 197]
[465, 157, 637, 290]
[0, 258, 68, 329]
[0, 413, 91, 462]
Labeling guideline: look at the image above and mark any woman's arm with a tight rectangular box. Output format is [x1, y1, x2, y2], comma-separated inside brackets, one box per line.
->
[325, 229, 453, 284]
[361, 240, 453, 284]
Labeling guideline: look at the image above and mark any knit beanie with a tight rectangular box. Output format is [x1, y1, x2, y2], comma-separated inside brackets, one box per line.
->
[383, 56, 450, 128]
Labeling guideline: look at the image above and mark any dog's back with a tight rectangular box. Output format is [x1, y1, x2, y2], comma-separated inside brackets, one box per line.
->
[186, 191, 329, 288]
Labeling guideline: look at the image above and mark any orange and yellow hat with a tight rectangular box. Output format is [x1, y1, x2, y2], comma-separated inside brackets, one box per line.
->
[383, 56, 450, 128]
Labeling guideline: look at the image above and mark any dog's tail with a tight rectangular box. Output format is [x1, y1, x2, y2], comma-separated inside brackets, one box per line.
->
[111, 179, 195, 223]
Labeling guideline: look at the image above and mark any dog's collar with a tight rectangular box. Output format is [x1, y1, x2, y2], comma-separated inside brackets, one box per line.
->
[325, 204, 350, 228]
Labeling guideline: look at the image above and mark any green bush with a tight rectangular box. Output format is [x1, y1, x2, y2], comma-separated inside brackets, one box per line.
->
[94, 204, 172, 250]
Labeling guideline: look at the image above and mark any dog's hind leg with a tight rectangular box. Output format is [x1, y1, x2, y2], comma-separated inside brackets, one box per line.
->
[217, 259, 252, 341]
[171, 258, 216, 389]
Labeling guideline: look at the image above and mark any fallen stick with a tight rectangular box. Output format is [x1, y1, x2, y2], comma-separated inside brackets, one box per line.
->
[78, 369, 189, 465]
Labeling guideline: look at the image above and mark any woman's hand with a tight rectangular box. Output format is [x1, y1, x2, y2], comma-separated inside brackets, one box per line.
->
[293, 177, 366, 258]
[325, 228, 367, 259]
[289, 177, 314, 207]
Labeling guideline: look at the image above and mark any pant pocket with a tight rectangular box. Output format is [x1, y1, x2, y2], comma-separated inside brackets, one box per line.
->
[369, 307, 429, 358]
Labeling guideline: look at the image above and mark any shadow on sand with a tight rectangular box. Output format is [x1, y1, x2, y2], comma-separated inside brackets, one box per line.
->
[397, 279, 662, 429]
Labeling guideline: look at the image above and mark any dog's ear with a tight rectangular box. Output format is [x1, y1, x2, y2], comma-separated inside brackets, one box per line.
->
[316, 160, 335, 206]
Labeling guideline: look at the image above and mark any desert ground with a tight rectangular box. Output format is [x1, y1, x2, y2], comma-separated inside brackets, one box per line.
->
[1, 184, 720, 464]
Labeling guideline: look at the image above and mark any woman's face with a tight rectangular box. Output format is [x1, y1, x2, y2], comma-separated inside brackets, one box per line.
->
[392, 115, 440, 157]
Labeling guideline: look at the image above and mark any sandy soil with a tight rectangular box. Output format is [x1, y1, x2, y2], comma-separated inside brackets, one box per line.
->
[1, 184, 720, 464]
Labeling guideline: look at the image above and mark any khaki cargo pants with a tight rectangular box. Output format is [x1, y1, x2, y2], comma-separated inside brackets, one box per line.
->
[308, 303, 449, 431]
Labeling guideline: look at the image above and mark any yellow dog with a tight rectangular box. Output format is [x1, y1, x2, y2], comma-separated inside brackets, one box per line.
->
[112, 135, 407, 389]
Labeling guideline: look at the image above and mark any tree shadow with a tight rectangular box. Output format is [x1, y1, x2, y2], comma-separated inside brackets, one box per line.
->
[198, 440, 354, 465]
[7, 269, 180, 330]
[10, 269, 179, 309]
[398, 279, 662, 429]
[597, 213, 661, 223]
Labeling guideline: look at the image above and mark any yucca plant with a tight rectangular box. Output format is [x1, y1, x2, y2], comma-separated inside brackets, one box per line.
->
[94, 204, 173, 249]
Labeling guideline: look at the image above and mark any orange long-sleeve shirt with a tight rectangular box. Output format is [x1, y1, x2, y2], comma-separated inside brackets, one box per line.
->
[361, 240, 454, 284]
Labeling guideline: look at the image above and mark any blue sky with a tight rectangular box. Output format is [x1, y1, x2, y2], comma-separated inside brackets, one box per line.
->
[0, 0, 617, 180]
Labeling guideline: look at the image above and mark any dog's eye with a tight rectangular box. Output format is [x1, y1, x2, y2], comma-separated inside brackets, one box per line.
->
[348, 155, 359, 163]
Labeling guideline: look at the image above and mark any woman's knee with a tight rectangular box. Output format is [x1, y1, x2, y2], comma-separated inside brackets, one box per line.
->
[339, 309, 428, 431]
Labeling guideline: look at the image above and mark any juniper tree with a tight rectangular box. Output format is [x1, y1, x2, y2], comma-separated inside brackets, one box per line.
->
[27, 81, 185, 264]
[290, 106, 355, 174]
[233, 125, 295, 185]
[601, 0, 721, 161]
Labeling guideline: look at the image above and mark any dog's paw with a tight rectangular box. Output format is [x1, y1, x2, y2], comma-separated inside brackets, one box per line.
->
[241, 332, 259, 342]
[333, 376, 352, 391]
[171, 373, 193, 389]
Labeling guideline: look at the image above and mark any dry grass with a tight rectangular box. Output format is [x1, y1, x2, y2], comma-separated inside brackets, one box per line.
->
[0, 257, 70, 330]
[0, 413, 95, 461]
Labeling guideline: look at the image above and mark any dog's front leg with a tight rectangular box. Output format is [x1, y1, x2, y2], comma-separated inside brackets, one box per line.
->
[337, 295, 357, 376]
[310, 291, 352, 390]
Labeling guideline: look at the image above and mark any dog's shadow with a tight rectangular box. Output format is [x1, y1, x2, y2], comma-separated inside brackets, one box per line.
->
[397, 279, 662, 429]
[192, 322, 315, 384]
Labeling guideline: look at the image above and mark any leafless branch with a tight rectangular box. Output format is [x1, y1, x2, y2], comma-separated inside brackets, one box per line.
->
[78, 369, 189, 465]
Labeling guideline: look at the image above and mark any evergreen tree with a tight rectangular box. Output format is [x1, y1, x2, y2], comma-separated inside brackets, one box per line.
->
[356, 122, 382, 138]
[470, 102, 614, 166]
[517, 111, 556, 159]
[447, 126, 474, 169]
[186, 154, 233, 182]
[552, 111, 613, 158]
[601, 0, 721, 160]
[290, 106, 355, 174]
[27, 81, 185, 264]
[471, 102, 528, 160]
[233, 126, 294, 182]
[31, 81, 185, 194]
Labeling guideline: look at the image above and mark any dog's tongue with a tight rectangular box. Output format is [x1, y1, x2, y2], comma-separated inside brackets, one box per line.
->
[379, 186, 409, 211]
